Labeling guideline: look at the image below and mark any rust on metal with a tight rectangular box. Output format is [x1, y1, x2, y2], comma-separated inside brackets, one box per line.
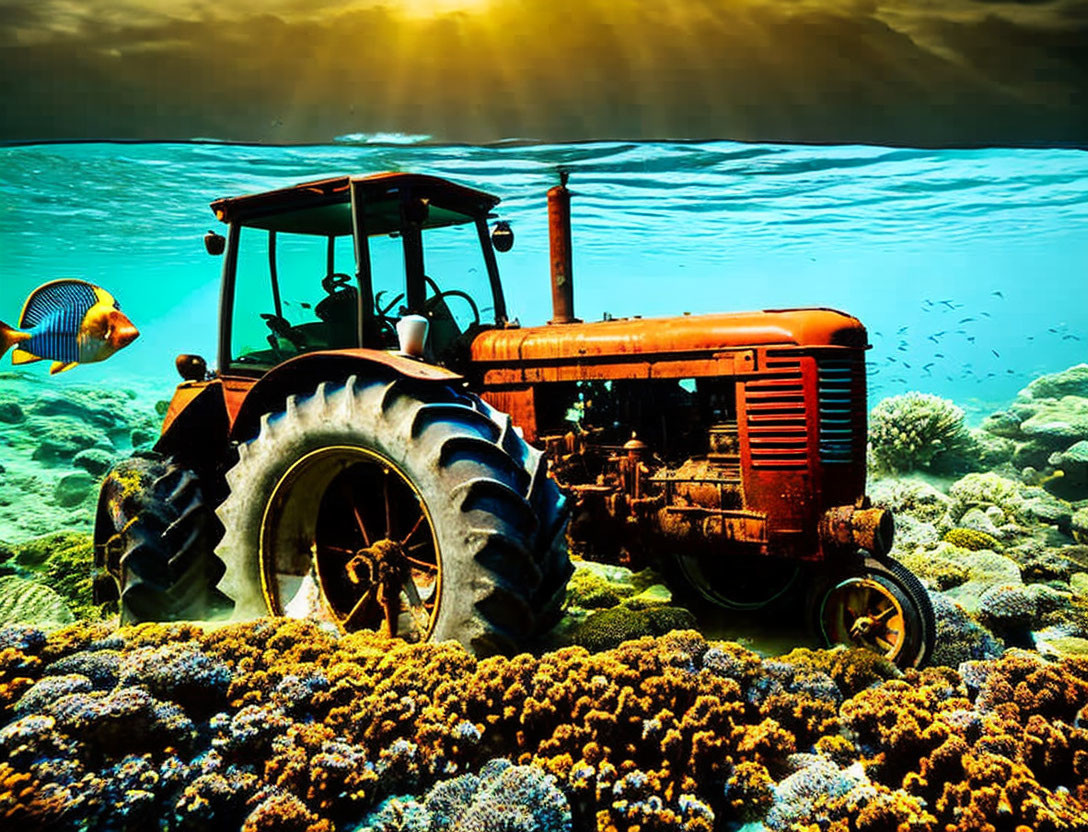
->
[819, 504, 894, 556]
[547, 174, 578, 325]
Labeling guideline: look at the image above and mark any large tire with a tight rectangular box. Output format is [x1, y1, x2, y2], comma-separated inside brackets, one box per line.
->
[95, 454, 231, 623]
[214, 374, 571, 656]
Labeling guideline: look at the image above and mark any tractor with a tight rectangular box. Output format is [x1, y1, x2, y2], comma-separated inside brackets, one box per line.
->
[93, 171, 936, 667]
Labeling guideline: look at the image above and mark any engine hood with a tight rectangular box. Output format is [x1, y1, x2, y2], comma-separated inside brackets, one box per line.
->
[471, 307, 867, 366]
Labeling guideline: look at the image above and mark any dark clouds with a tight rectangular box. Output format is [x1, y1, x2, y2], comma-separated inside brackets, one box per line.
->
[0, 0, 1084, 146]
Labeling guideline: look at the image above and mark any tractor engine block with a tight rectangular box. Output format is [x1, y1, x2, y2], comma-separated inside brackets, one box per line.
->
[543, 421, 764, 565]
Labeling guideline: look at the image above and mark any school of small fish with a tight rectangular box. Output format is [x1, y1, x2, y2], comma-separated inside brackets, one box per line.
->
[867, 289, 1082, 394]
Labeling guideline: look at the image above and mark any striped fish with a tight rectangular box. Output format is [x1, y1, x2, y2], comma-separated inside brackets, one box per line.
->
[0, 279, 139, 374]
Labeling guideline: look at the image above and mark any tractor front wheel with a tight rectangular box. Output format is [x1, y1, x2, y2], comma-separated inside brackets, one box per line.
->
[213, 374, 570, 656]
[814, 555, 935, 668]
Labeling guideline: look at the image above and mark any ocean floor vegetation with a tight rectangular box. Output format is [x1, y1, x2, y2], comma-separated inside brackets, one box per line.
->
[0, 372, 165, 544]
[2, 365, 1088, 829]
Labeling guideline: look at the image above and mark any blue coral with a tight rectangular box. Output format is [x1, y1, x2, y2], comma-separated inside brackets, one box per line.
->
[118, 642, 231, 715]
[14, 673, 93, 716]
[174, 768, 260, 831]
[439, 759, 571, 832]
[44, 649, 123, 689]
[764, 757, 871, 830]
[0, 625, 47, 654]
[212, 703, 292, 759]
[354, 796, 432, 832]
[44, 686, 195, 755]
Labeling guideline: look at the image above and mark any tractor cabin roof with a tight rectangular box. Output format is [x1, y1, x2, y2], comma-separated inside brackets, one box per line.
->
[209, 173, 501, 237]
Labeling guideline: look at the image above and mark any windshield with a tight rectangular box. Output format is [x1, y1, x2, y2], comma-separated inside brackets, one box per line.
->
[226, 208, 499, 371]
[230, 228, 359, 368]
[419, 221, 495, 359]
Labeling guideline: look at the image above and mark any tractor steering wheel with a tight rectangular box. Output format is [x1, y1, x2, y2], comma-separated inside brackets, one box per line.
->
[423, 276, 481, 329]
[322, 272, 354, 295]
[374, 289, 405, 344]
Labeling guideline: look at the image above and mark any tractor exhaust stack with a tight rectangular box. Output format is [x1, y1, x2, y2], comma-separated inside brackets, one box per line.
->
[548, 171, 578, 324]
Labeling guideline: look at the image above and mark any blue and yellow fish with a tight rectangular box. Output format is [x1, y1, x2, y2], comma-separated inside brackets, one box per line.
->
[0, 279, 139, 374]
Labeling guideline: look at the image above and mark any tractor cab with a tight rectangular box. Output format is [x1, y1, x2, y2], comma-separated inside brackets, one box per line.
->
[208, 173, 509, 374]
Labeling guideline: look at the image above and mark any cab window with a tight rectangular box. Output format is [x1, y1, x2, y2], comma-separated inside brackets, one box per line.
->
[421, 221, 495, 358]
[230, 228, 358, 368]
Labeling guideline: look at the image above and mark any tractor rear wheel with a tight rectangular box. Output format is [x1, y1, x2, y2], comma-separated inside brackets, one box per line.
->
[814, 555, 935, 668]
[95, 454, 231, 623]
[214, 374, 570, 656]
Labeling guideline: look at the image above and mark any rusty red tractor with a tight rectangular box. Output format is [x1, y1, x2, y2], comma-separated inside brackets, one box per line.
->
[93, 171, 935, 667]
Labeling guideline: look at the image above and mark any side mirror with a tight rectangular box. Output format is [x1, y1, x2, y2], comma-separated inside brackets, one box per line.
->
[491, 221, 514, 252]
[204, 230, 226, 256]
[176, 354, 207, 382]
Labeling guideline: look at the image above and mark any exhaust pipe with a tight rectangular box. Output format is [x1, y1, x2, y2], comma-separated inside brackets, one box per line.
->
[548, 171, 579, 324]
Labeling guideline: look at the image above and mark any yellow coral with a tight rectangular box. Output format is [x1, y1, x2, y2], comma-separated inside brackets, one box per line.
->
[942, 527, 1002, 552]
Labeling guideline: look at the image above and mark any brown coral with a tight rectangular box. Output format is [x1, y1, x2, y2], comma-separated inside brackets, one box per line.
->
[2, 619, 1088, 831]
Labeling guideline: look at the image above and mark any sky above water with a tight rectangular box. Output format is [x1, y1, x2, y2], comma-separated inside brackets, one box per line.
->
[0, 0, 1085, 146]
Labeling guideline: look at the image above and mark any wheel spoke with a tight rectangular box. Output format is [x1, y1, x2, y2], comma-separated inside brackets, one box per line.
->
[318, 543, 355, 558]
[403, 554, 437, 572]
[406, 540, 432, 554]
[400, 511, 425, 545]
[342, 480, 371, 547]
[342, 583, 378, 630]
[401, 568, 425, 610]
[875, 635, 896, 652]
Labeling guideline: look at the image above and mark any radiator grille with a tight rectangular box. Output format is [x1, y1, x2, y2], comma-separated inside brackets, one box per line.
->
[744, 354, 808, 470]
[817, 356, 862, 464]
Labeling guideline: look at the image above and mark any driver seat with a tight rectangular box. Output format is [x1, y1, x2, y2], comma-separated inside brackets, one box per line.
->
[314, 287, 359, 348]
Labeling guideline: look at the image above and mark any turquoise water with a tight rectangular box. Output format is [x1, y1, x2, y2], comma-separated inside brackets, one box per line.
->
[1, 140, 1085, 420]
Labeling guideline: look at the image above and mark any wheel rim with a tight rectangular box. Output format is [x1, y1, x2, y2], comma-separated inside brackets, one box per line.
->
[819, 575, 910, 661]
[259, 446, 440, 640]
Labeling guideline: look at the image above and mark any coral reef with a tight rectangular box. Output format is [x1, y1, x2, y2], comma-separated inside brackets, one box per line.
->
[941, 527, 1001, 552]
[948, 472, 1026, 523]
[980, 365, 1088, 501]
[869, 392, 972, 473]
[868, 477, 952, 526]
[0, 620, 1083, 831]
[553, 558, 691, 650]
[928, 593, 1003, 667]
[0, 534, 113, 625]
[568, 605, 696, 651]
[0, 576, 74, 630]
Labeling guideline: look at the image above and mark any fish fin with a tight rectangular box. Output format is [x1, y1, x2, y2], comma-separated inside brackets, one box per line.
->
[0, 320, 31, 360]
[50, 361, 78, 375]
[11, 349, 43, 365]
[19, 279, 98, 328]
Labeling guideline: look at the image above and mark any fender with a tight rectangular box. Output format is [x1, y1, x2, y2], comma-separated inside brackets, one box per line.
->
[228, 348, 464, 443]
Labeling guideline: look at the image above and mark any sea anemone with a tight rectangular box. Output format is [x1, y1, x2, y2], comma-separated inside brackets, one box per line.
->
[869, 393, 972, 473]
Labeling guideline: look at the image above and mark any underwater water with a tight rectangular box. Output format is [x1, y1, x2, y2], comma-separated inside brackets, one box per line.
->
[1, 139, 1085, 422]
[4, 140, 1088, 831]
